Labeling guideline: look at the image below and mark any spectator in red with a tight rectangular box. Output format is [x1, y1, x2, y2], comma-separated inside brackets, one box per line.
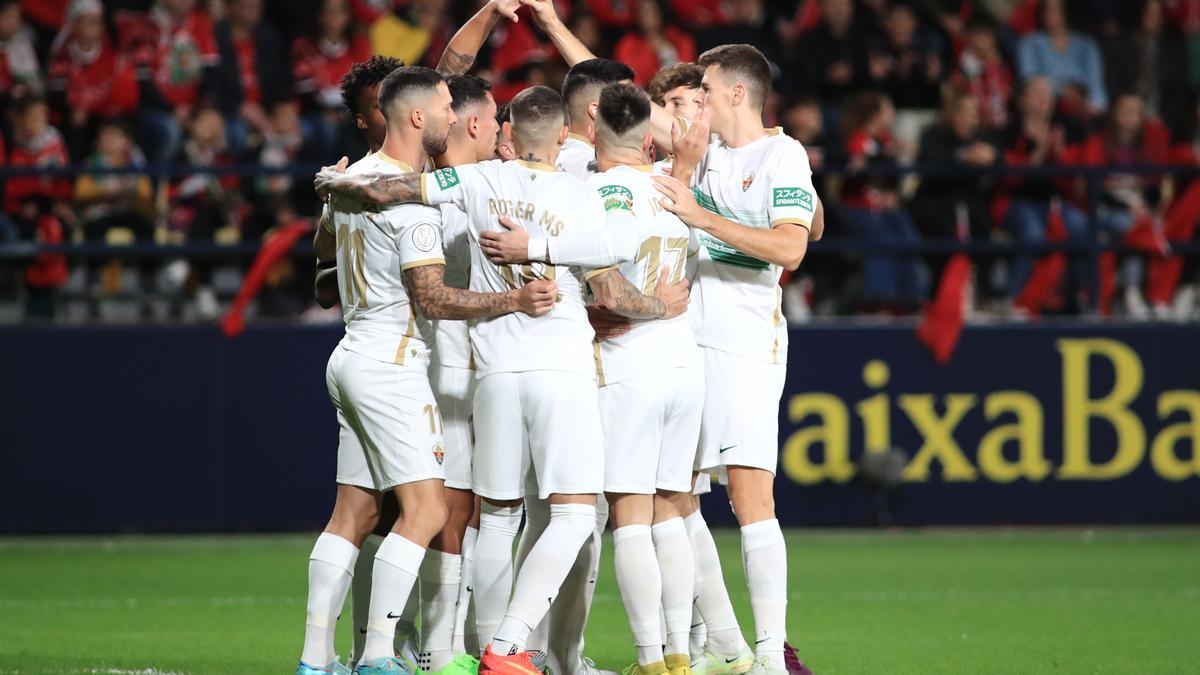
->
[584, 0, 633, 29]
[213, 0, 292, 157]
[19, 0, 70, 54]
[0, 0, 43, 101]
[863, 3, 945, 110]
[5, 94, 71, 217]
[169, 106, 240, 244]
[1082, 93, 1172, 315]
[115, 0, 219, 162]
[46, 0, 140, 159]
[999, 76, 1090, 301]
[839, 91, 928, 310]
[952, 18, 1014, 132]
[291, 0, 370, 159]
[613, 0, 695, 86]
[669, 0, 727, 30]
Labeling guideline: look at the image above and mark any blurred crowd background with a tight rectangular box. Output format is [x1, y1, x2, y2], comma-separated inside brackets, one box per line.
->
[2, 0, 1200, 323]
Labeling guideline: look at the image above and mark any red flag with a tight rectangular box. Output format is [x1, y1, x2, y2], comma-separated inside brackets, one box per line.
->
[916, 204, 974, 365]
[220, 219, 313, 337]
[1098, 251, 1118, 316]
[1121, 213, 1170, 256]
[1147, 180, 1200, 305]
[1014, 199, 1067, 315]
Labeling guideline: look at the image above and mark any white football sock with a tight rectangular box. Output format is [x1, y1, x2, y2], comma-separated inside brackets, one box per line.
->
[492, 503, 596, 655]
[742, 519, 787, 668]
[685, 511, 745, 656]
[546, 497, 607, 673]
[350, 533, 382, 664]
[689, 603, 707, 656]
[361, 533, 425, 663]
[452, 525, 479, 655]
[513, 495, 550, 655]
[652, 518, 695, 658]
[393, 583, 418, 655]
[301, 533, 358, 667]
[475, 502, 523, 646]
[418, 549, 462, 670]
[614, 525, 664, 666]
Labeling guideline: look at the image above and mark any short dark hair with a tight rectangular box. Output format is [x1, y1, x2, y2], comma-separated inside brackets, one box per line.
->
[377, 66, 444, 121]
[11, 93, 46, 115]
[646, 63, 704, 106]
[339, 56, 405, 115]
[697, 44, 772, 110]
[447, 74, 494, 115]
[508, 86, 567, 141]
[597, 83, 651, 137]
[562, 58, 635, 109]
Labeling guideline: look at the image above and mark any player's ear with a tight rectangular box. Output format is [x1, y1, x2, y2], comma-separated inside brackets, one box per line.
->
[410, 106, 424, 129]
[732, 83, 746, 108]
[642, 132, 654, 162]
[502, 120, 514, 142]
[557, 125, 569, 146]
[354, 113, 367, 132]
[587, 101, 599, 121]
[469, 114, 480, 139]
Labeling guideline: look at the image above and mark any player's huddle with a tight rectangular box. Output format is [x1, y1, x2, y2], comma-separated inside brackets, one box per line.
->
[296, 2, 823, 675]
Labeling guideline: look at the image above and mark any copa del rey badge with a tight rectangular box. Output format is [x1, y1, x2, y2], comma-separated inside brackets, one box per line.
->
[742, 172, 756, 191]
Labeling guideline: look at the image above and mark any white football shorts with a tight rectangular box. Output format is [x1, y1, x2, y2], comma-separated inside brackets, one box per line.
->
[326, 345, 445, 491]
[599, 367, 704, 494]
[431, 361, 476, 491]
[472, 370, 605, 501]
[696, 347, 787, 474]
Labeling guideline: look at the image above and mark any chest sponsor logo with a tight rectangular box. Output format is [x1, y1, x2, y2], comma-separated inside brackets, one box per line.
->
[433, 167, 460, 190]
[773, 187, 813, 211]
[599, 185, 634, 212]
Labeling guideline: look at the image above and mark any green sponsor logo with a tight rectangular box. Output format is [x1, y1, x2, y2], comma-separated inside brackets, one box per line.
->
[434, 167, 460, 190]
[698, 233, 769, 271]
[598, 185, 634, 212]
[773, 187, 813, 211]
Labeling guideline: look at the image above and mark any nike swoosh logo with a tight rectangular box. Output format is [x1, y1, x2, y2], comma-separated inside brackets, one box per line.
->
[756, 638, 768, 644]
[359, 628, 367, 634]
[719, 445, 737, 453]
[387, 612, 402, 619]
[725, 656, 742, 663]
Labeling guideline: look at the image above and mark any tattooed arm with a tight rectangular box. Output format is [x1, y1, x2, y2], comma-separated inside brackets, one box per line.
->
[587, 267, 689, 320]
[437, 0, 521, 75]
[404, 264, 558, 320]
[313, 208, 339, 309]
[316, 170, 424, 206]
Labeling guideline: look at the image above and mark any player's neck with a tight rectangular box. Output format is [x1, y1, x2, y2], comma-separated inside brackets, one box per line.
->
[513, 144, 559, 168]
[566, 123, 593, 145]
[596, 146, 648, 172]
[379, 133, 426, 171]
[719, 113, 768, 149]
[434, 141, 476, 169]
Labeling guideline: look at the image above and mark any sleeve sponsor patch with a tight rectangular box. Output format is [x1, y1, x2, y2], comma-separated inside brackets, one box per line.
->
[433, 167, 460, 190]
[411, 222, 439, 252]
[598, 185, 634, 212]
[773, 187, 814, 211]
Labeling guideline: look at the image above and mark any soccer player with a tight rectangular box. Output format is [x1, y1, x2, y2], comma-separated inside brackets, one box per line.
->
[651, 45, 825, 674]
[418, 73, 504, 670]
[297, 66, 556, 675]
[315, 84, 686, 674]
[554, 58, 636, 179]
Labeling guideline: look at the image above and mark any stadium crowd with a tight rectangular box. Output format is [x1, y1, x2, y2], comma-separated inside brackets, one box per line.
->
[2, 0, 1200, 321]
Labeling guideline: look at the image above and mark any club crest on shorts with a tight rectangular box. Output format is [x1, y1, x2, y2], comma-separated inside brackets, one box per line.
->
[742, 171, 756, 191]
[433, 441, 445, 465]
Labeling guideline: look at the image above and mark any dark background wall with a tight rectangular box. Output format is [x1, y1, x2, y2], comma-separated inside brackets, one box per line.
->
[3, 323, 1198, 533]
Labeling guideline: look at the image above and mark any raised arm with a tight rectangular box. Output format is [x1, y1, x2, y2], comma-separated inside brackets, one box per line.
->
[438, 0, 521, 75]
[588, 266, 688, 320]
[316, 170, 424, 206]
[520, 0, 595, 66]
[405, 264, 557, 320]
[479, 214, 639, 267]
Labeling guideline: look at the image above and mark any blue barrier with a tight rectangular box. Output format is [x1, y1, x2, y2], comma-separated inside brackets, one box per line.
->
[2, 323, 1198, 533]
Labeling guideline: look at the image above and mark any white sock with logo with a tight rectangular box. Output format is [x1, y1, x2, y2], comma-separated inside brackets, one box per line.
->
[685, 511, 745, 656]
[652, 517, 695, 658]
[301, 533, 358, 667]
[742, 519, 787, 668]
[361, 533, 425, 663]
[419, 549, 462, 670]
[614, 524, 665, 666]
[349, 533, 381, 665]
[491, 503, 596, 656]
[690, 603, 708, 657]
[513, 495, 550, 654]
[475, 502, 523, 646]
[452, 525, 479, 655]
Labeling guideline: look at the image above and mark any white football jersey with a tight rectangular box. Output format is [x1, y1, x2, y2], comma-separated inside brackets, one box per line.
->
[556, 132, 597, 180]
[689, 128, 816, 364]
[421, 159, 608, 378]
[325, 151, 445, 366]
[432, 204, 473, 369]
[586, 164, 701, 385]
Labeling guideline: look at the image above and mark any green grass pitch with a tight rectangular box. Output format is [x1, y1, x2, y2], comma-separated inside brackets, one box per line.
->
[2, 528, 1199, 674]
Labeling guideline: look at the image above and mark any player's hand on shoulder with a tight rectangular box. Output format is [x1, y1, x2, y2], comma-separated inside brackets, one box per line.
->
[587, 303, 633, 339]
[480, 215, 533, 264]
[652, 174, 705, 228]
[653, 265, 689, 319]
[515, 278, 557, 316]
[314, 156, 349, 201]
